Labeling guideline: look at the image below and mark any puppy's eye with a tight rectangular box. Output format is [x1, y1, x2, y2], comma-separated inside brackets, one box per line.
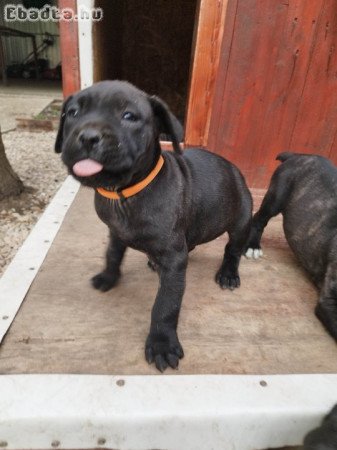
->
[122, 111, 138, 122]
[67, 107, 79, 117]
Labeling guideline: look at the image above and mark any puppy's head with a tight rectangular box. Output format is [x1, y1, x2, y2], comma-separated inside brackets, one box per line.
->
[55, 80, 183, 188]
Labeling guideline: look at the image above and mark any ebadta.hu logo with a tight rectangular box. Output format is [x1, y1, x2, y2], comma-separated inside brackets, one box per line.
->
[3, 2, 103, 22]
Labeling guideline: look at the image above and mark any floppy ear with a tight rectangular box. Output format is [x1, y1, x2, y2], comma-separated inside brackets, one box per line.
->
[54, 95, 73, 153]
[148, 95, 183, 155]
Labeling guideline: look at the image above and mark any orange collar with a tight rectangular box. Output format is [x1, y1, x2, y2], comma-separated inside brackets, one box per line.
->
[96, 155, 164, 200]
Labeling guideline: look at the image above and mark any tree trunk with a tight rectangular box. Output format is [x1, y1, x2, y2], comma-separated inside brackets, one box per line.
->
[0, 130, 24, 200]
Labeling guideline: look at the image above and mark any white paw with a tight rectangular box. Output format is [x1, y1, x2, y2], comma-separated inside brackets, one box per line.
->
[245, 248, 263, 259]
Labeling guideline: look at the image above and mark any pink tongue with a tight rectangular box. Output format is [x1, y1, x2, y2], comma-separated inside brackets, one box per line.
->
[73, 159, 103, 177]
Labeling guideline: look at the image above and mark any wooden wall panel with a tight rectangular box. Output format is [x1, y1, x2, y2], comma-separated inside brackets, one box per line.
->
[206, 0, 337, 188]
[250, 1, 325, 186]
[290, 0, 337, 163]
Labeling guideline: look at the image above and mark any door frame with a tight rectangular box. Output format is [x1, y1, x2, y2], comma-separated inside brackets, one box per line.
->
[184, 0, 228, 148]
[58, 0, 81, 97]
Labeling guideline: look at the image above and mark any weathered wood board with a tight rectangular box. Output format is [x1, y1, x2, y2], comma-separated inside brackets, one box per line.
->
[0, 188, 336, 375]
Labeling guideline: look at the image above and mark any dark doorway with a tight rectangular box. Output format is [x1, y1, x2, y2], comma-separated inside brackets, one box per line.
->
[93, 0, 198, 123]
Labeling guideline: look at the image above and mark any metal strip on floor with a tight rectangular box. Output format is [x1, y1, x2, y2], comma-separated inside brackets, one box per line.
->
[0, 176, 80, 343]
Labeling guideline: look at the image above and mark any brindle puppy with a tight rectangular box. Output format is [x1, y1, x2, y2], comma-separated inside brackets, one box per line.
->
[246, 152, 337, 342]
[55, 80, 252, 371]
[304, 404, 337, 449]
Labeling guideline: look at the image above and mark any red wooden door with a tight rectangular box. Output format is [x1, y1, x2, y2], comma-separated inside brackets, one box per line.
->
[198, 0, 337, 188]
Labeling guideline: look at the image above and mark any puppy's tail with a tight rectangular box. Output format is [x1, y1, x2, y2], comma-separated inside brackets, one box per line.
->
[276, 151, 295, 163]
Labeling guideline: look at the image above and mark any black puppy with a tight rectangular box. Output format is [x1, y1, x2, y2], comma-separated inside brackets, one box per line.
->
[246, 152, 337, 341]
[55, 80, 252, 371]
[303, 404, 337, 449]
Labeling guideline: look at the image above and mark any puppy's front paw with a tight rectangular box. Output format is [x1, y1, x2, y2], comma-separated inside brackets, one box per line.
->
[145, 329, 184, 372]
[91, 271, 120, 292]
[215, 267, 240, 290]
[245, 247, 263, 259]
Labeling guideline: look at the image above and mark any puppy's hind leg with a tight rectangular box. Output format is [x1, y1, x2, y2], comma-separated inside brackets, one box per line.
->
[92, 230, 126, 292]
[216, 221, 250, 290]
[246, 168, 290, 259]
[315, 260, 337, 342]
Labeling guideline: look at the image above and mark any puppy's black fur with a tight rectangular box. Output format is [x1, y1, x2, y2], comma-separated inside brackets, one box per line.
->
[55, 80, 252, 372]
[303, 404, 337, 449]
[246, 152, 337, 341]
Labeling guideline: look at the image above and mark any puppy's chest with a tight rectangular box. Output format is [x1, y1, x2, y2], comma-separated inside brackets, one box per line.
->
[95, 199, 162, 250]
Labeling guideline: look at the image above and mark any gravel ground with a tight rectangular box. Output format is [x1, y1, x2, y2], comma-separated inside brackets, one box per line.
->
[0, 130, 67, 276]
[0, 80, 62, 133]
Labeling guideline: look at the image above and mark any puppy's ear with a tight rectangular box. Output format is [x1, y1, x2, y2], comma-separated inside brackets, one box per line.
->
[148, 95, 183, 154]
[55, 95, 73, 153]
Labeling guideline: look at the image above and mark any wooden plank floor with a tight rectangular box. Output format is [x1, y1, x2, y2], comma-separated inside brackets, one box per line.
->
[0, 188, 336, 375]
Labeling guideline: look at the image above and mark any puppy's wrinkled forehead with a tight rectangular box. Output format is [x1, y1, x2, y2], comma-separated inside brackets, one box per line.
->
[74, 80, 152, 117]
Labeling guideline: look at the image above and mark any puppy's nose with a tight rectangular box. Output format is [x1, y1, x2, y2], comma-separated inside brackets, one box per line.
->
[78, 128, 102, 147]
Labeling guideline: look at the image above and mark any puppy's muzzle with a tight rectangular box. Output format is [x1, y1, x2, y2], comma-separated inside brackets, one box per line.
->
[78, 128, 102, 149]
[76, 126, 120, 155]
